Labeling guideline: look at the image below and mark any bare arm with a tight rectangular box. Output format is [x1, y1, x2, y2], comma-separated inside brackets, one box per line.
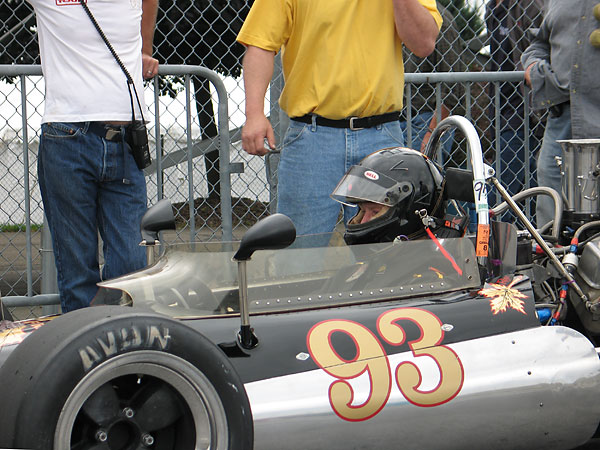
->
[241, 45, 277, 156]
[421, 103, 450, 151]
[524, 63, 536, 87]
[141, 0, 159, 78]
[392, 0, 439, 57]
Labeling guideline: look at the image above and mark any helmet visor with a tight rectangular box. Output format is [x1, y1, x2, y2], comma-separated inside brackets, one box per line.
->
[331, 165, 412, 207]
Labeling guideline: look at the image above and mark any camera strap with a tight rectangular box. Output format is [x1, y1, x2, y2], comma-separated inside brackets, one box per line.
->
[78, 0, 145, 124]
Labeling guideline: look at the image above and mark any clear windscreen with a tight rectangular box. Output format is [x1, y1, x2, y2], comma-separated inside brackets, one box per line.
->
[94, 233, 480, 318]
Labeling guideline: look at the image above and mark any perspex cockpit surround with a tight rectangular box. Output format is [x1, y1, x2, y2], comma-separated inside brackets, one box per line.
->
[96, 234, 480, 318]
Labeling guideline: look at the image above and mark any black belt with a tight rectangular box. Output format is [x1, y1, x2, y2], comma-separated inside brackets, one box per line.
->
[87, 122, 125, 142]
[291, 112, 401, 130]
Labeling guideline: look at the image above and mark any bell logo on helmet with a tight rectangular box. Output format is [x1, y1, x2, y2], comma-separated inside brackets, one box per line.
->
[364, 170, 379, 181]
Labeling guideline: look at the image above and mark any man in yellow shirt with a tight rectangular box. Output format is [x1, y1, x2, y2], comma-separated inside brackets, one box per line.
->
[237, 0, 442, 236]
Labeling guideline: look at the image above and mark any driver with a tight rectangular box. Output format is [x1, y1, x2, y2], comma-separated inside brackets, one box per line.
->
[327, 146, 469, 290]
[331, 147, 466, 245]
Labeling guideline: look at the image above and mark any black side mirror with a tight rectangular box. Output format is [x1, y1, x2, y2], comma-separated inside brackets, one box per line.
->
[233, 213, 296, 261]
[232, 213, 296, 349]
[140, 198, 176, 245]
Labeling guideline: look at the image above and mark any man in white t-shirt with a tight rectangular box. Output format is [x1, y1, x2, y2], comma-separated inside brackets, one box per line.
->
[26, 0, 159, 312]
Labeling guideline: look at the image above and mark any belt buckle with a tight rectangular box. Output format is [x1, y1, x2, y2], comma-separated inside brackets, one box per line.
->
[105, 127, 121, 141]
[349, 117, 364, 131]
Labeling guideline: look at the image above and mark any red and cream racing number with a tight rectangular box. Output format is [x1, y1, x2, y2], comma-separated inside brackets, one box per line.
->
[307, 307, 464, 421]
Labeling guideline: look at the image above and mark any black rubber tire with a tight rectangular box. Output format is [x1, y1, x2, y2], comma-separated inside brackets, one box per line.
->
[0, 305, 253, 450]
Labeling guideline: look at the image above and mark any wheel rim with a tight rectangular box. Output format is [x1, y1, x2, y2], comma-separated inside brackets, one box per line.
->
[54, 351, 229, 450]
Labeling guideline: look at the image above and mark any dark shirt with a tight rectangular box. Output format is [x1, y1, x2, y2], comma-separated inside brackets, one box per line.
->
[487, 0, 524, 130]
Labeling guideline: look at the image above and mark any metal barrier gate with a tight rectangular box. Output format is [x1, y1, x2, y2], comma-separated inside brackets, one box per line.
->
[0, 64, 538, 315]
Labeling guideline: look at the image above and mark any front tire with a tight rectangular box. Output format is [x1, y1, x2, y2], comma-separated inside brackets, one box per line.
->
[0, 306, 253, 450]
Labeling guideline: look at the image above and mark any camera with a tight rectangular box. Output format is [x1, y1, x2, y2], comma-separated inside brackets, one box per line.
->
[126, 120, 152, 170]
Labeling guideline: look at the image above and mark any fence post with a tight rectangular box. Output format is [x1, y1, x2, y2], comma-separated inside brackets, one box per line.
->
[41, 218, 59, 315]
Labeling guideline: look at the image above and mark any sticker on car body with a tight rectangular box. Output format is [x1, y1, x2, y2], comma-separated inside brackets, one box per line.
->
[306, 307, 464, 421]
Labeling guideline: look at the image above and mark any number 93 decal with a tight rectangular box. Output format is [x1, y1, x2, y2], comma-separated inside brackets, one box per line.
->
[306, 307, 464, 421]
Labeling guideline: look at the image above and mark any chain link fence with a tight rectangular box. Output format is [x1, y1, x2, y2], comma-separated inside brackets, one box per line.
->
[1, 0, 546, 317]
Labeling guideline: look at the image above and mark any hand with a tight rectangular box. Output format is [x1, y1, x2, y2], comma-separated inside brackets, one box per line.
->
[241, 114, 276, 156]
[524, 62, 536, 88]
[420, 131, 431, 152]
[142, 53, 159, 79]
[420, 123, 435, 152]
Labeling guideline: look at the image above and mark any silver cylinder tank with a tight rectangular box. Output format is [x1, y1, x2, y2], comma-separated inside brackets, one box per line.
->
[558, 139, 600, 214]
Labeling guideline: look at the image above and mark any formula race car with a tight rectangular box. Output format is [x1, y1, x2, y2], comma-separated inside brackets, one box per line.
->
[1, 116, 600, 450]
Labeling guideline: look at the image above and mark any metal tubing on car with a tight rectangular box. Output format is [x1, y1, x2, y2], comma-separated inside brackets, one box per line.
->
[574, 220, 600, 240]
[146, 245, 155, 266]
[425, 115, 489, 266]
[491, 186, 564, 240]
[490, 177, 587, 302]
[237, 260, 253, 347]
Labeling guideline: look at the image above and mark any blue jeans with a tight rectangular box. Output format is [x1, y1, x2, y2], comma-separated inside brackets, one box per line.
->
[497, 127, 539, 196]
[484, 124, 540, 226]
[487, 128, 528, 203]
[399, 111, 454, 162]
[277, 118, 404, 235]
[38, 122, 147, 312]
[536, 104, 572, 227]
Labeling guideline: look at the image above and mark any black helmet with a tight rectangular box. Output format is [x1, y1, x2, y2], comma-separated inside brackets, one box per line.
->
[331, 147, 444, 245]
